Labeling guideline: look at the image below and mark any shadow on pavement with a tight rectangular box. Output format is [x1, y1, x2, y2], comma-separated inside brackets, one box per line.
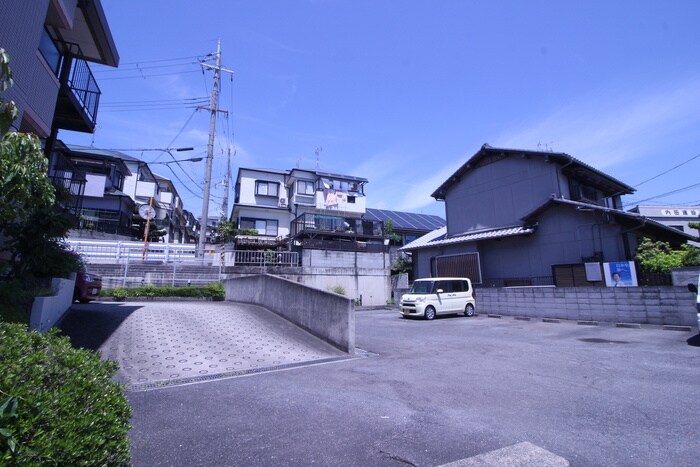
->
[59, 302, 142, 351]
[687, 333, 700, 347]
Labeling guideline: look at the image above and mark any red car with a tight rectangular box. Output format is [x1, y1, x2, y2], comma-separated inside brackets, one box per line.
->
[74, 271, 102, 303]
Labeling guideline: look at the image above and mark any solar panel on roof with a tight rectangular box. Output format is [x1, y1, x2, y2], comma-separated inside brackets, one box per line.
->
[365, 208, 445, 231]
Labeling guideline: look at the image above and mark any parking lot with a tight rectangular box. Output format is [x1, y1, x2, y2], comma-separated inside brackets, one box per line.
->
[124, 307, 700, 466]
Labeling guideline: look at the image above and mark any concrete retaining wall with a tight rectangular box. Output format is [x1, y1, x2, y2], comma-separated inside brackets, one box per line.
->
[224, 274, 354, 352]
[223, 250, 392, 306]
[477, 286, 697, 327]
[30, 276, 76, 333]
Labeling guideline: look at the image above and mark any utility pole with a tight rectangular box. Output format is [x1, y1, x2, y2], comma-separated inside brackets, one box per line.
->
[220, 146, 232, 220]
[197, 40, 234, 256]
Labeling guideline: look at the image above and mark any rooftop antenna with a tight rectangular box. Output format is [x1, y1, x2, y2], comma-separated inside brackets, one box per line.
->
[537, 141, 555, 152]
[315, 146, 322, 169]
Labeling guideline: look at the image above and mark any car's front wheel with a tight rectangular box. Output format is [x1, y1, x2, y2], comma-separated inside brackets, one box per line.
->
[424, 306, 436, 320]
[464, 304, 475, 317]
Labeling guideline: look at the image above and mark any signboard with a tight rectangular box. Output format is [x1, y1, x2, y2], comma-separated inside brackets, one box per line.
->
[603, 261, 638, 287]
[661, 208, 699, 217]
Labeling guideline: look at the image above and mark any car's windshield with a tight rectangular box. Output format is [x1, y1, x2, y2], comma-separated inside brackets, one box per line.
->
[410, 281, 435, 294]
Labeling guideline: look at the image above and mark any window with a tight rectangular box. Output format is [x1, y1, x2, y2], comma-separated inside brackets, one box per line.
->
[348, 196, 356, 204]
[38, 28, 61, 76]
[569, 179, 599, 204]
[297, 180, 315, 195]
[240, 217, 278, 236]
[255, 181, 279, 197]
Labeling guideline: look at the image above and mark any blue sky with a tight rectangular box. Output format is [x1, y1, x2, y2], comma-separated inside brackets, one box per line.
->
[62, 0, 700, 219]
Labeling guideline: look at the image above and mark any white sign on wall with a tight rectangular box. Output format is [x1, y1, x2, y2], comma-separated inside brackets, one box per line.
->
[661, 208, 699, 217]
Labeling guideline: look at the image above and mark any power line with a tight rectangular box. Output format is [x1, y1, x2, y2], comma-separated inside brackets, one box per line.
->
[100, 70, 201, 81]
[634, 153, 700, 188]
[92, 61, 201, 74]
[101, 97, 209, 106]
[113, 55, 204, 66]
[100, 105, 202, 113]
[623, 181, 700, 207]
[152, 109, 200, 163]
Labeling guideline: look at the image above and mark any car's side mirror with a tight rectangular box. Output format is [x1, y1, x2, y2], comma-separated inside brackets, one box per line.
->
[689, 283, 698, 294]
[436, 289, 444, 294]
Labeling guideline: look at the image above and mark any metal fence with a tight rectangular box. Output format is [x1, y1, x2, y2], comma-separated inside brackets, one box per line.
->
[68, 240, 206, 264]
[226, 249, 299, 267]
[101, 262, 223, 289]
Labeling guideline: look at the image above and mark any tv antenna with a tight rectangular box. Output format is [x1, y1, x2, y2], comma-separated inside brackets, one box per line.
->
[315, 146, 322, 169]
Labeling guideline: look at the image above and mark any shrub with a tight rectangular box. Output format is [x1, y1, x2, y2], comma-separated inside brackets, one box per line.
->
[102, 282, 225, 301]
[635, 238, 700, 273]
[0, 323, 132, 465]
[328, 284, 346, 295]
[0, 279, 52, 325]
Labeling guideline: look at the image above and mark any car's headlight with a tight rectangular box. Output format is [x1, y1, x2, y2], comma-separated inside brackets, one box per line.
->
[415, 297, 426, 303]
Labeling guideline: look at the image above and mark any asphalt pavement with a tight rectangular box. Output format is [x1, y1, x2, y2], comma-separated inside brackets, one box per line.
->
[117, 307, 700, 466]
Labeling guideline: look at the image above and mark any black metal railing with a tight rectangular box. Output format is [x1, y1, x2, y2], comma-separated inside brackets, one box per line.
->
[297, 238, 387, 253]
[67, 56, 101, 126]
[637, 271, 673, 286]
[291, 213, 383, 238]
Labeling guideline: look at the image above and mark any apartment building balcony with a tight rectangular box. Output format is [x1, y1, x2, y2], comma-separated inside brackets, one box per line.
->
[53, 54, 102, 133]
[291, 213, 384, 239]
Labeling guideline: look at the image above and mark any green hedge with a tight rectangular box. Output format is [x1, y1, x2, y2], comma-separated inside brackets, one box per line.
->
[0, 279, 53, 325]
[102, 282, 225, 301]
[0, 323, 132, 465]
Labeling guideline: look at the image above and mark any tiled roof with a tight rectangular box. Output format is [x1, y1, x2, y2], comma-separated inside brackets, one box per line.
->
[400, 225, 535, 251]
[431, 144, 635, 199]
[523, 198, 697, 241]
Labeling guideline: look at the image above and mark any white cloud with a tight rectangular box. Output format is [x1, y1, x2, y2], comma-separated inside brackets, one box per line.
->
[496, 78, 700, 169]
[353, 147, 462, 214]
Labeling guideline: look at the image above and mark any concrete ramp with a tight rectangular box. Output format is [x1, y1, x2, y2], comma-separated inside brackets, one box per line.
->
[60, 301, 348, 391]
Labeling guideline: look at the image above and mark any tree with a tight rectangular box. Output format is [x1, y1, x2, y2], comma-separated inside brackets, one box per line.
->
[635, 238, 700, 273]
[0, 49, 56, 238]
[0, 49, 77, 282]
[384, 219, 402, 245]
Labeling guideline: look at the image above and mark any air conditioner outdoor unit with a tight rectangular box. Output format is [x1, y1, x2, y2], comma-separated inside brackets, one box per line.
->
[278, 198, 288, 207]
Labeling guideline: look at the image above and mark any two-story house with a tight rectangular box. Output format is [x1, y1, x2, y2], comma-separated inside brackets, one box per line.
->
[401, 144, 694, 286]
[232, 167, 385, 251]
[154, 174, 186, 243]
[62, 145, 189, 243]
[61, 145, 135, 238]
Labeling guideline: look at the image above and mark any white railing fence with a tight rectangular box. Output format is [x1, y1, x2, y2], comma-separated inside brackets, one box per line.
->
[67, 240, 205, 264]
[66, 240, 300, 289]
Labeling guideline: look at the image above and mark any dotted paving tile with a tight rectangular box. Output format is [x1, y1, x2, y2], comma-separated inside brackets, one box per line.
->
[66, 301, 347, 391]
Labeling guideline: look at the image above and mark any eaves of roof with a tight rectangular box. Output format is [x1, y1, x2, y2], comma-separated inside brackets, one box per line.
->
[399, 225, 535, 251]
[523, 197, 697, 242]
[431, 144, 635, 200]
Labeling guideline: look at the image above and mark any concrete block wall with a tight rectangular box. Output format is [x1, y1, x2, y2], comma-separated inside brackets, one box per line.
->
[224, 274, 354, 352]
[29, 275, 76, 333]
[477, 286, 698, 327]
